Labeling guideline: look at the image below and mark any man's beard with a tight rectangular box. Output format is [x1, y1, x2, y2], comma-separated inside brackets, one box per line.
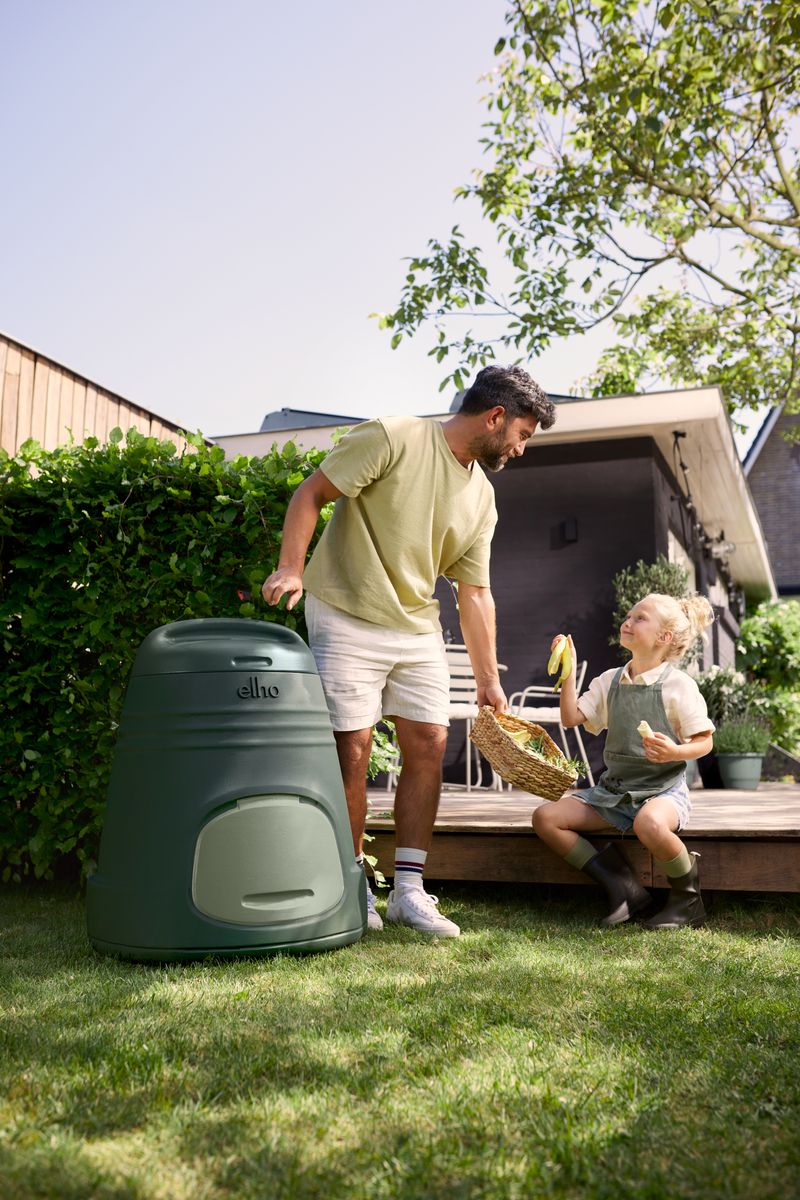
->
[468, 432, 508, 472]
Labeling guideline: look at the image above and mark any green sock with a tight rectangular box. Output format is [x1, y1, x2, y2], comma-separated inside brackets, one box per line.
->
[564, 836, 597, 870]
[658, 847, 692, 878]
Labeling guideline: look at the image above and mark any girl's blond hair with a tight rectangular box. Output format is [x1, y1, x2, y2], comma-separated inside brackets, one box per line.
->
[642, 592, 716, 661]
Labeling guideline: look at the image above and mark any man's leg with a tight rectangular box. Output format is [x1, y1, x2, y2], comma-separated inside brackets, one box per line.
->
[334, 727, 383, 930]
[333, 727, 373, 856]
[391, 716, 447, 851]
[385, 716, 459, 936]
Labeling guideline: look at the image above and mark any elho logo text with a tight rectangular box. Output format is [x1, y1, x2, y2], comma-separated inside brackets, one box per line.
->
[237, 676, 280, 700]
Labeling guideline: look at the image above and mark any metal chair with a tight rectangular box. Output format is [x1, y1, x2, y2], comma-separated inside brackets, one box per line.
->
[446, 643, 507, 791]
[507, 660, 595, 786]
[384, 643, 507, 792]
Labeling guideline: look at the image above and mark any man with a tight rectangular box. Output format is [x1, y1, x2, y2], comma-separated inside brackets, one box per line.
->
[262, 365, 556, 936]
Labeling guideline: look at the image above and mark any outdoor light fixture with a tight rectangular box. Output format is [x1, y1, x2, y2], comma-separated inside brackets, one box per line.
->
[703, 531, 737, 560]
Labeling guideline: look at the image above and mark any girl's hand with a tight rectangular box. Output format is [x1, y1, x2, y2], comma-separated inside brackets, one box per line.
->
[643, 732, 680, 763]
[550, 633, 577, 666]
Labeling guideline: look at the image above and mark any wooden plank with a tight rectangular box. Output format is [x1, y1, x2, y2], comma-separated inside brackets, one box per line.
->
[94, 390, 111, 441]
[366, 782, 800, 892]
[71, 379, 87, 444]
[1, 343, 22, 455]
[43, 365, 62, 449]
[367, 827, 799, 892]
[57, 374, 75, 446]
[84, 384, 98, 439]
[30, 357, 48, 444]
[658, 839, 800, 892]
[0, 338, 8, 446]
[15, 350, 35, 450]
[116, 400, 132, 438]
[103, 392, 121, 442]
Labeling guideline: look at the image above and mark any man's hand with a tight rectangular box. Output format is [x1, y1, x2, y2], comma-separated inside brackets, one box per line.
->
[261, 568, 304, 611]
[478, 680, 508, 713]
[642, 732, 680, 763]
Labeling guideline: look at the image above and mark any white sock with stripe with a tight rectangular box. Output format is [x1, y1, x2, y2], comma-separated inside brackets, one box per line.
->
[394, 846, 426, 892]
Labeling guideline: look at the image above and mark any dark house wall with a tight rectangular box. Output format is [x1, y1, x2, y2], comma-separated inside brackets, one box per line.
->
[436, 435, 734, 783]
[747, 410, 800, 596]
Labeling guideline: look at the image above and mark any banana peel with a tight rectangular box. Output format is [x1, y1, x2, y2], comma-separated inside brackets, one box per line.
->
[547, 634, 573, 692]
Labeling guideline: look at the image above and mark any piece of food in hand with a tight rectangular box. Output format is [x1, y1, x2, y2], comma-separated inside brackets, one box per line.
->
[547, 634, 572, 692]
[547, 635, 567, 676]
[637, 720, 654, 740]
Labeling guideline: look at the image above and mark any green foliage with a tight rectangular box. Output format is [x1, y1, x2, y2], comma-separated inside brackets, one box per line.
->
[694, 666, 761, 727]
[610, 555, 691, 656]
[0, 430, 330, 882]
[755, 687, 800, 756]
[713, 719, 771, 756]
[365, 722, 400, 781]
[377, 1, 800, 421]
[737, 600, 800, 690]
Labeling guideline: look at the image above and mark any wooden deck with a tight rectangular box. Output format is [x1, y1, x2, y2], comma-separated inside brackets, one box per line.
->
[365, 781, 800, 892]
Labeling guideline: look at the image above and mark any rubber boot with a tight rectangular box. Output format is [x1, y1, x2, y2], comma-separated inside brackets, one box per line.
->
[582, 843, 651, 927]
[641, 853, 706, 930]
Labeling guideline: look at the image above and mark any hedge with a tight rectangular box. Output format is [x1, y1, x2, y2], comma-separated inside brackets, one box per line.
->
[0, 429, 329, 882]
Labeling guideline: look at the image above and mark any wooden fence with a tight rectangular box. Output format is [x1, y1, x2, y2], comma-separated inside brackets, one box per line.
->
[0, 332, 189, 455]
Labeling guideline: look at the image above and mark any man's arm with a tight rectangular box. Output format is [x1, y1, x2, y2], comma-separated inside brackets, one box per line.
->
[261, 469, 344, 610]
[457, 583, 507, 712]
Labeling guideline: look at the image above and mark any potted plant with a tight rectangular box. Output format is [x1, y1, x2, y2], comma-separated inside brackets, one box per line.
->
[695, 667, 763, 789]
[713, 719, 771, 790]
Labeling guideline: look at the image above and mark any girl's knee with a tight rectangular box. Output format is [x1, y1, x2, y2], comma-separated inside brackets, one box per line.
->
[532, 803, 550, 833]
[633, 808, 667, 841]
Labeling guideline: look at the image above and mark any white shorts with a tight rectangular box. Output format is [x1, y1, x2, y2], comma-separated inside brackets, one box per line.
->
[304, 593, 451, 731]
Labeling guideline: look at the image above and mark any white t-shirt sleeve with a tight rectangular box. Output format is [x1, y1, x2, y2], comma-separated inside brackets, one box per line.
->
[577, 669, 616, 735]
[670, 674, 716, 741]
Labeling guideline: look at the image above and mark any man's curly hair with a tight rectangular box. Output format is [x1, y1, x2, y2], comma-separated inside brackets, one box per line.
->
[458, 365, 556, 429]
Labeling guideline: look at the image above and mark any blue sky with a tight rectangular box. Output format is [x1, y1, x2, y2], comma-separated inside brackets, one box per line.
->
[0, 0, 764, 451]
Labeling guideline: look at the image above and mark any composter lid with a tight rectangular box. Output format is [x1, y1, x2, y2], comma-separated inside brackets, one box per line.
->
[131, 618, 317, 677]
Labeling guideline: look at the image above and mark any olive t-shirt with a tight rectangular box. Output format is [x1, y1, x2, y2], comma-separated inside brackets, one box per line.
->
[302, 416, 497, 634]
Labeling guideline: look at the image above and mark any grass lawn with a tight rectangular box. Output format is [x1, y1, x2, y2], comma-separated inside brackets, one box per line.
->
[1, 883, 799, 1200]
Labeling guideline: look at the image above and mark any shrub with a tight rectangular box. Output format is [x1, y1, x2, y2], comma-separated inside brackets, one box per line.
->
[755, 688, 800, 756]
[610, 554, 697, 660]
[713, 720, 771, 756]
[695, 666, 762, 727]
[737, 600, 800, 691]
[0, 429, 330, 881]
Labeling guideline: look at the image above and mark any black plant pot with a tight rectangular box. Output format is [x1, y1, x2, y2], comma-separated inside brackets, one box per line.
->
[698, 751, 723, 790]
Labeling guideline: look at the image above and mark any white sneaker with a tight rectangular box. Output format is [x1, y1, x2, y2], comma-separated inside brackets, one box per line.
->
[386, 888, 460, 937]
[365, 884, 383, 931]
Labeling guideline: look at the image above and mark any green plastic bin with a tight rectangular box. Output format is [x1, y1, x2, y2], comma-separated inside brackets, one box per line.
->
[87, 618, 365, 960]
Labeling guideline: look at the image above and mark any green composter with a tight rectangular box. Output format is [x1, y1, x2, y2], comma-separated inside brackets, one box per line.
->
[87, 618, 365, 960]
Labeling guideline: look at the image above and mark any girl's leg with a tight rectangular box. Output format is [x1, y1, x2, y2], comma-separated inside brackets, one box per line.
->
[633, 796, 705, 929]
[532, 795, 616, 857]
[631, 795, 685, 863]
[533, 796, 650, 926]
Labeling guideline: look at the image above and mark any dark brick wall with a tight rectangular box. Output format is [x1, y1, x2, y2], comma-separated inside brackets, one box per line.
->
[435, 435, 739, 783]
[748, 411, 800, 595]
[437, 439, 661, 781]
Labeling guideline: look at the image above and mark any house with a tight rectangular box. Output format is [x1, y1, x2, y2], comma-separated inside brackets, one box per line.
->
[0, 331, 190, 455]
[743, 404, 800, 598]
[216, 387, 776, 781]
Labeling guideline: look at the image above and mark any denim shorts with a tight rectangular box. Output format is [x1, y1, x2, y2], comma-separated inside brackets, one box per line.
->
[573, 777, 692, 833]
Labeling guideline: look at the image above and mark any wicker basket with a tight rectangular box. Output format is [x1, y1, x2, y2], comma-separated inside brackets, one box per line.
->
[469, 706, 578, 801]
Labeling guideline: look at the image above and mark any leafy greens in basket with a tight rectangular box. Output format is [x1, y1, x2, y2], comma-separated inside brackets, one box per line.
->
[505, 726, 582, 776]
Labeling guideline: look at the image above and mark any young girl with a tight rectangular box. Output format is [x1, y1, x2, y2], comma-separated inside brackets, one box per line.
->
[533, 593, 715, 929]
